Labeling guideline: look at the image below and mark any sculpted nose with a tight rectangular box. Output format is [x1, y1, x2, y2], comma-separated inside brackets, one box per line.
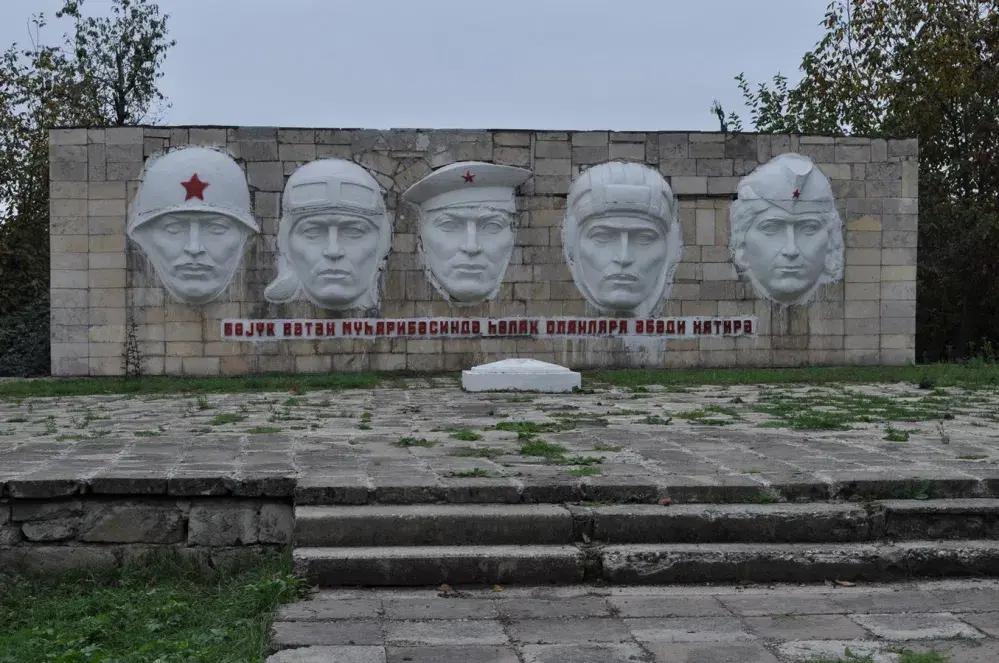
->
[460, 221, 482, 255]
[322, 226, 345, 259]
[183, 221, 205, 256]
[780, 225, 800, 258]
[612, 232, 634, 266]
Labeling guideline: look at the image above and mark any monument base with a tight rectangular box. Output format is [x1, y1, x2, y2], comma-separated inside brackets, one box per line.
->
[461, 358, 581, 393]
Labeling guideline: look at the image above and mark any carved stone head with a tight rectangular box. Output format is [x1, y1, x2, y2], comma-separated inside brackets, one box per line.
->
[127, 147, 258, 305]
[563, 161, 683, 317]
[729, 153, 844, 306]
[265, 159, 391, 311]
[402, 161, 532, 304]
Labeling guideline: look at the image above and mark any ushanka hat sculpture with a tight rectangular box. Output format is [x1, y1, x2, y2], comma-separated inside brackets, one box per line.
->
[402, 161, 532, 304]
[127, 146, 258, 305]
[729, 153, 844, 306]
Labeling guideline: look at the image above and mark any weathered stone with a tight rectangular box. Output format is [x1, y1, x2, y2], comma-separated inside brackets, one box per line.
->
[80, 501, 184, 543]
[187, 500, 259, 545]
[22, 516, 79, 542]
[11, 500, 82, 522]
[259, 503, 294, 544]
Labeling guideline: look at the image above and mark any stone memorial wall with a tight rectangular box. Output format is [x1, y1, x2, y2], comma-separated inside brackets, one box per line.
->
[48, 127, 918, 376]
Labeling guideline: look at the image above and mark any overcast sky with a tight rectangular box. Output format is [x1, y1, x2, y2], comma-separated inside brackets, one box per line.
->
[1, 0, 828, 131]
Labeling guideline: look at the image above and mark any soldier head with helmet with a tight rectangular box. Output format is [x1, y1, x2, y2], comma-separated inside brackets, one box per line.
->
[729, 153, 844, 306]
[127, 146, 259, 305]
[264, 159, 391, 311]
[563, 161, 683, 317]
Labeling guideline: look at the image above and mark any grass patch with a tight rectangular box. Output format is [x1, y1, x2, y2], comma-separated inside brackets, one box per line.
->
[519, 439, 568, 459]
[586, 364, 999, 390]
[0, 372, 399, 400]
[504, 395, 534, 402]
[752, 388, 957, 431]
[450, 447, 506, 458]
[209, 413, 246, 426]
[494, 420, 574, 435]
[0, 550, 307, 662]
[672, 405, 742, 426]
[449, 429, 483, 441]
[555, 455, 604, 466]
[811, 649, 949, 662]
[958, 454, 988, 460]
[134, 430, 161, 437]
[394, 436, 436, 448]
[747, 490, 779, 504]
[593, 442, 623, 452]
[642, 415, 673, 425]
[5, 416, 28, 423]
[549, 412, 611, 427]
[54, 434, 86, 441]
[246, 426, 283, 435]
[884, 423, 911, 442]
[449, 468, 491, 478]
[567, 466, 601, 477]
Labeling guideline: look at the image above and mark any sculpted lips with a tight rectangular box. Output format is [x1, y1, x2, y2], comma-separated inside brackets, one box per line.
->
[174, 263, 214, 277]
[317, 268, 352, 281]
[452, 263, 487, 275]
[605, 273, 639, 285]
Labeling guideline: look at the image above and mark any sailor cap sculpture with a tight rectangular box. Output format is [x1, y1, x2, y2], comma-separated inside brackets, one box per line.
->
[402, 161, 532, 304]
[127, 146, 259, 305]
[729, 153, 844, 306]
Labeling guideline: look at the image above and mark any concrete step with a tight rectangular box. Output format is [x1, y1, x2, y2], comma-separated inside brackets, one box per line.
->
[294, 499, 999, 547]
[294, 540, 999, 587]
[295, 504, 573, 547]
[294, 544, 587, 586]
[601, 540, 999, 584]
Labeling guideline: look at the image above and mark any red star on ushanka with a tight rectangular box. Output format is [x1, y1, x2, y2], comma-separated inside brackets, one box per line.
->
[462, 170, 475, 183]
[181, 173, 210, 201]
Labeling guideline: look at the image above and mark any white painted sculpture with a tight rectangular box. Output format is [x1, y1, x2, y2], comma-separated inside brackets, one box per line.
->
[127, 147, 258, 305]
[265, 159, 391, 311]
[402, 161, 532, 304]
[563, 161, 683, 317]
[462, 358, 581, 393]
[729, 153, 844, 306]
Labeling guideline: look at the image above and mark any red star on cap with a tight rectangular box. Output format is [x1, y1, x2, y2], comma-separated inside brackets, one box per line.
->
[462, 170, 475, 183]
[181, 173, 210, 201]
[792, 188, 801, 200]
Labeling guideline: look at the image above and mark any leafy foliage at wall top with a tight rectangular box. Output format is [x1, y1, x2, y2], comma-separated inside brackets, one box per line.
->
[714, 0, 999, 362]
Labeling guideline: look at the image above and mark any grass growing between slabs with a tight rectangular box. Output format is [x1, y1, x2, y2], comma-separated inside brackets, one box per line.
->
[0, 551, 307, 663]
[6, 363, 999, 401]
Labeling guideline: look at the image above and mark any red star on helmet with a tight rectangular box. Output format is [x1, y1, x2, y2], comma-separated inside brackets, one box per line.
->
[792, 188, 801, 199]
[181, 173, 210, 201]
[462, 170, 475, 183]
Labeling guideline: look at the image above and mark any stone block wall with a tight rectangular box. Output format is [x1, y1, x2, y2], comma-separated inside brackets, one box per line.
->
[48, 127, 919, 376]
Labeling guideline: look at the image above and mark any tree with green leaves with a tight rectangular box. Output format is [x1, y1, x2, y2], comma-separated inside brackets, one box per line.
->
[0, 0, 174, 376]
[714, 0, 999, 362]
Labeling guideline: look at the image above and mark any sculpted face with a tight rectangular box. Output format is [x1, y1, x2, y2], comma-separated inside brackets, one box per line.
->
[133, 211, 248, 304]
[287, 212, 382, 306]
[576, 214, 668, 311]
[741, 209, 831, 304]
[421, 206, 514, 302]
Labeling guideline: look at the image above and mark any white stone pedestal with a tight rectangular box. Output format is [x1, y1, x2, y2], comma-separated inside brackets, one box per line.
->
[461, 358, 582, 393]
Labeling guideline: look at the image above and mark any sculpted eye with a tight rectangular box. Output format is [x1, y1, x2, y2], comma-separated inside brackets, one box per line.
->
[340, 226, 369, 239]
[798, 221, 822, 235]
[480, 221, 506, 234]
[587, 230, 613, 244]
[162, 222, 186, 235]
[206, 222, 231, 235]
[435, 218, 462, 232]
[757, 221, 783, 235]
[299, 224, 325, 240]
[633, 231, 660, 245]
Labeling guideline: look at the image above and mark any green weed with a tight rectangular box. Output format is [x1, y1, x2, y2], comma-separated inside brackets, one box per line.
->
[209, 413, 246, 426]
